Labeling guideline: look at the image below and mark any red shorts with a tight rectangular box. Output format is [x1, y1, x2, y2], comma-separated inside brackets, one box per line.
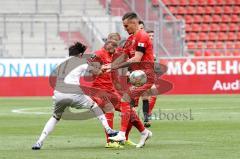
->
[81, 85, 121, 111]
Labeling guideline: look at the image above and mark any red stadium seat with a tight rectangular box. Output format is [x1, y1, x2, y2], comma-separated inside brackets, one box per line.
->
[197, 41, 205, 48]
[228, 32, 237, 41]
[206, 42, 216, 48]
[216, 0, 225, 5]
[233, 6, 240, 14]
[170, 0, 179, 5]
[204, 51, 212, 56]
[177, 7, 187, 14]
[223, 6, 233, 14]
[235, 42, 240, 48]
[196, 6, 205, 14]
[197, 0, 207, 6]
[231, 15, 239, 23]
[199, 32, 208, 41]
[208, 0, 216, 5]
[192, 24, 201, 32]
[237, 32, 240, 40]
[187, 42, 196, 49]
[226, 42, 235, 48]
[175, 15, 184, 20]
[210, 24, 220, 32]
[229, 23, 238, 32]
[216, 42, 225, 49]
[208, 32, 218, 41]
[185, 24, 192, 32]
[203, 15, 212, 23]
[193, 15, 202, 23]
[194, 51, 202, 56]
[186, 32, 198, 41]
[214, 7, 223, 14]
[214, 52, 222, 56]
[189, 0, 198, 6]
[201, 24, 210, 32]
[222, 15, 231, 23]
[187, 7, 195, 14]
[225, 0, 235, 5]
[235, 0, 240, 5]
[179, 0, 188, 6]
[233, 51, 240, 56]
[220, 23, 229, 32]
[168, 7, 177, 14]
[212, 15, 221, 23]
[152, 0, 159, 7]
[185, 15, 194, 23]
[225, 51, 232, 56]
[205, 6, 214, 14]
[218, 32, 228, 41]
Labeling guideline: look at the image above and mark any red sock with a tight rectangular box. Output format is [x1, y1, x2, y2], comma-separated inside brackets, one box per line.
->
[105, 112, 114, 143]
[120, 102, 131, 132]
[130, 109, 145, 133]
[149, 96, 157, 115]
[125, 122, 133, 140]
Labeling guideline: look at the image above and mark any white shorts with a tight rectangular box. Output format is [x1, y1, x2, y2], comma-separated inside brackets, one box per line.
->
[52, 91, 95, 119]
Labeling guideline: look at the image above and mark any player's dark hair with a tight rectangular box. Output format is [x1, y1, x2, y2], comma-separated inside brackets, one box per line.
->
[146, 30, 154, 33]
[68, 42, 87, 56]
[139, 20, 145, 26]
[122, 12, 138, 21]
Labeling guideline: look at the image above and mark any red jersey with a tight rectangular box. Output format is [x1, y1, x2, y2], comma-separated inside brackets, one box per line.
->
[123, 29, 154, 63]
[92, 48, 114, 90]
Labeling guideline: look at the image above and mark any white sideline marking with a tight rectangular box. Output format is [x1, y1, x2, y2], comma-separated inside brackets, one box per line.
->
[11, 107, 51, 115]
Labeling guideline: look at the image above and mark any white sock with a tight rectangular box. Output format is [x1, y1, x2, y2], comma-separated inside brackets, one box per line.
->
[97, 114, 111, 131]
[140, 129, 148, 135]
[119, 131, 126, 137]
[37, 116, 59, 144]
[91, 104, 111, 131]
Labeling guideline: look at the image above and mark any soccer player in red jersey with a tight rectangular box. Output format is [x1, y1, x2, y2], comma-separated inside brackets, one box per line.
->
[91, 35, 122, 148]
[137, 21, 157, 127]
[105, 12, 154, 148]
[91, 32, 151, 148]
[143, 30, 157, 127]
[91, 34, 137, 148]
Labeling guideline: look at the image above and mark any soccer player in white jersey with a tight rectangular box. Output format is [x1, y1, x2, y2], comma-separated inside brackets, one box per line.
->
[32, 42, 117, 150]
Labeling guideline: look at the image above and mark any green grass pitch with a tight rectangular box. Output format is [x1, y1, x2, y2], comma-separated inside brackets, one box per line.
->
[0, 95, 240, 159]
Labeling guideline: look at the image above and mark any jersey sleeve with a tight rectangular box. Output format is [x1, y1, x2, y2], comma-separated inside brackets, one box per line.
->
[135, 32, 149, 54]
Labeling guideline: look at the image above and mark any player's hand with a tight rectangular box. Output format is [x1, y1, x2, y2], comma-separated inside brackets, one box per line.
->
[101, 64, 111, 72]
[129, 85, 137, 91]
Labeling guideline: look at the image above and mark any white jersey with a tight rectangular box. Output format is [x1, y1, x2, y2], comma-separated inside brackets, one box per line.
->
[51, 57, 97, 119]
[54, 57, 91, 95]
[64, 63, 89, 85]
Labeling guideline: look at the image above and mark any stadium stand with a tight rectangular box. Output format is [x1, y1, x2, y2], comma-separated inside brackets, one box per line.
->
[0, 0, 105, 15]
[161, 0, 240, 56]
[99, 0, 131, 16]
[0, 0, 239, 58]
[0, 0, 106, 57]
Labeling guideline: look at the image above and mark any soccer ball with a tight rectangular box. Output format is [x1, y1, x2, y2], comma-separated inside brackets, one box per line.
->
[129, 70, 147, 87]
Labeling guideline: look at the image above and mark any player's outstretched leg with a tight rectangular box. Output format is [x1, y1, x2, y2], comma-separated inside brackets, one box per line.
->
[90, 104, 118, 136]
[32, 116, 59, 150]
[108, 102, 130, 142]
[136, 129, 152, 148]
[129, 109, 153, 148]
